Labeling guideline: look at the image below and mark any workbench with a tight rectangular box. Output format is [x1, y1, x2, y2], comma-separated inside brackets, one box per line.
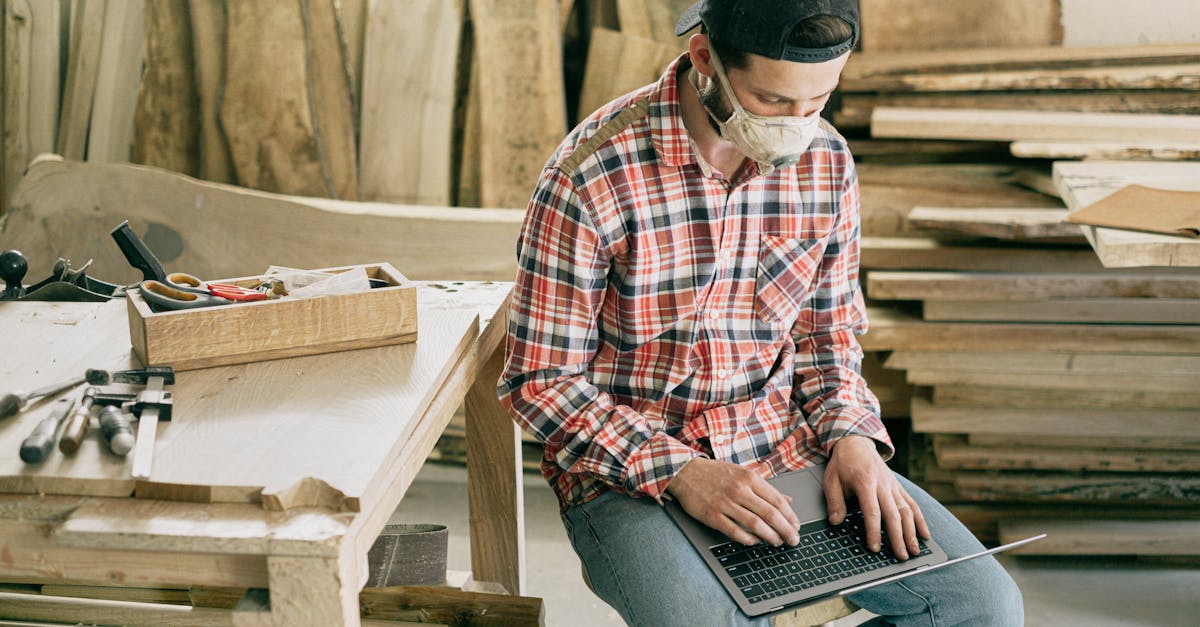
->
[0, 281, 524, 626]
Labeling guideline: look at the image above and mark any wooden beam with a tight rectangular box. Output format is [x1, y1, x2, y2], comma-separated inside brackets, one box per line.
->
[904, 207, 1080, 241]
[933, 385, 1200, 411]
[910, 398, 1200, 439]
[867, 271, 1200, 301]
[886, 351, 1200, 376]
[932, 435, 1200, 473]
[906, 369, 1199, 393]
[967, 433, 1200, 452]
[1011, 140, 1200, 161]
[999, 519, 1200, 555]
[872, 107, 1200, 144]
[922, 298, 1200, 323]
[845, 63, 1200, 93]
[952, 471, 1200, 505]
[859, 237, 1110, 273]
[861, 306, 1200, 354]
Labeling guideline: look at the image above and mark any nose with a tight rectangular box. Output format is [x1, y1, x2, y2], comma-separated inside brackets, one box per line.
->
[790, 101, 823, 118]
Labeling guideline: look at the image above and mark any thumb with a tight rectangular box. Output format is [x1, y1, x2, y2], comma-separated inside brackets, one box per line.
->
[824, 471, 846, 525]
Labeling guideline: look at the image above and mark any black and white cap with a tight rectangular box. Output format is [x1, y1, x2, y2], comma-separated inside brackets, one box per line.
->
[674, 0, 860, 63]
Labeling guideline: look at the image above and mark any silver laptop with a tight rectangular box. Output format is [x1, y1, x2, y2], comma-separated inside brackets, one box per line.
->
[665, 465, 1044, 617]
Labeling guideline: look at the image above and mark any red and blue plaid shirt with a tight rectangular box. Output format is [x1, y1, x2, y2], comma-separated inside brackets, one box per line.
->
[498, 53, 891, 511]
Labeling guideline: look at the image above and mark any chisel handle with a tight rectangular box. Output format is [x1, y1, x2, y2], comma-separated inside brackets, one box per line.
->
[21, 397, 77, 463]
[0, 393, 20, 419]
[59, 388, 97, 454]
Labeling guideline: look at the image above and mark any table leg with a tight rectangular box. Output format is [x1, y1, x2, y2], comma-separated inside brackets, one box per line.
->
[267, 555, 360, 626]
[465, 344, 526, 596]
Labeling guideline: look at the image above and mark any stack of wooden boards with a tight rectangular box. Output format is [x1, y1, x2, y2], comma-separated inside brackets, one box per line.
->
[0, 0, 699, 215]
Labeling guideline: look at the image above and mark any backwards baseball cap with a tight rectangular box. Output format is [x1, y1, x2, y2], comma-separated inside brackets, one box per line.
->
[674, 0, 860, 63]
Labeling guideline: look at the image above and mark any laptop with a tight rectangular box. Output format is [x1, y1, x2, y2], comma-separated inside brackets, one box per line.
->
[665, 465, 1045, 617]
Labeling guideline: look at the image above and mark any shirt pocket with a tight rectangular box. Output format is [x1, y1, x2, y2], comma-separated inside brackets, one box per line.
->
[754, 235, 824, 325]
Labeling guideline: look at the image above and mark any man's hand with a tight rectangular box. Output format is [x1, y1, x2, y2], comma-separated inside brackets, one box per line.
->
[666, 458, 801, 547]
[824, 435, 930, 560]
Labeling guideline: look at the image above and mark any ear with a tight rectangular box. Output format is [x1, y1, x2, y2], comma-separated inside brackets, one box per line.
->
[688, 33, 715, 79]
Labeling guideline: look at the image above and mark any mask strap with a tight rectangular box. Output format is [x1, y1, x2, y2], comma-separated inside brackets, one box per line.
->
[707, 48, 747, 117]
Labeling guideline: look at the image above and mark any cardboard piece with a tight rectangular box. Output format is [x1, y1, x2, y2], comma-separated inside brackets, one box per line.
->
[1066, 185, 1200, 238]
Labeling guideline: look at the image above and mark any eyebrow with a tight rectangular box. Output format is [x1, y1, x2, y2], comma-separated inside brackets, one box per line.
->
[754, 84, 839, 102]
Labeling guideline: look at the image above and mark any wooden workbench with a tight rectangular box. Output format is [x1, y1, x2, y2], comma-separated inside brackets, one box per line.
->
[0, 281, 524, 626]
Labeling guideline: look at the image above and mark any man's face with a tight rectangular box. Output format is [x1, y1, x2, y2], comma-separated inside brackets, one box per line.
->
[698, 49, 849, 123]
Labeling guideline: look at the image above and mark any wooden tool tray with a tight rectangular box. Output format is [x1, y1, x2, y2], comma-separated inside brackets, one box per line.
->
[126, 263, 417, 371]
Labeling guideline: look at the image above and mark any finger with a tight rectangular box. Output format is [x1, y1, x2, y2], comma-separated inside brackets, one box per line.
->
[823, 472, 847, 526]
[717, 513, 761, 546]
[908, 493, 932, 541]
[730, 503, 785, 547]
[877, 487, 909, 560]
[857, 486, 883, 553]
[753, 480, 801, 538]
[745, 489, 799, 546]
[895, 491, 922, 555]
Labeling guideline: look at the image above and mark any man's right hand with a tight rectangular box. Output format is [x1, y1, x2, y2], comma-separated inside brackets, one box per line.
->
[665, 458, 801, 547]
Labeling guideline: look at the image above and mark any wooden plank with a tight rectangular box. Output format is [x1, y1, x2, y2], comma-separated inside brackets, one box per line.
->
[922, 298, 1200, 323]
[613, 0, 691, 44]
[56, 0, 106, 160]
[872, 107, 1200, 144]
[466, 345, 526, 597]
[220, 0, 326, 196]
[38, 584, 192, 605]
[867, 271, 1200, 301]
[906, 369, 1200, 393]
[3, 0, 34, 211]
[131, 0, 199, 176]
[1011, 140, 1200, 161]
[3, 155, 523, 285]
[904, 207, 1080, 241]
[0, 591, 258, 626]
[304, 0, 358, 200]
[887, 351, 1200, 376]
[860, 237, 1110, 273]
[469, 0, 566, 208]
[843, 43, 1200, 81]
[968, 434, 1200, 452]
[932, 435, 1200, 473]
[845, 63, 1200, 93]
[860, 306, 1200, 354]
[909, 398, 1200, 439]
[189, 0, 234, 184]
[1053, 160, 1200, 268]
[359, 0, 460, 204]
[934, 386, 1200, 411]
[24, 0, 60, 156]
[859, 0, 1061, 52]
[88, 0, 144, 162]
[577, 27, 677, 119]
[339, 0, 367, 127]
[837, 90, 1200, 131]
[359, 585, 545, 625]
[999, 519, 1200, 555]
[952, 471, 1200, 505]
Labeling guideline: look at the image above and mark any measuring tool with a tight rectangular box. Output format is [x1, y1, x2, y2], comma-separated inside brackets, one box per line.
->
[19, 396, 78, 463]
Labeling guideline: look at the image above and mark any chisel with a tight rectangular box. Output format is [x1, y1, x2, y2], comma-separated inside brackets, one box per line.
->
[1, 368, 112, 419]
[59, 387, 98, 454]
[19, 396, 78, 463]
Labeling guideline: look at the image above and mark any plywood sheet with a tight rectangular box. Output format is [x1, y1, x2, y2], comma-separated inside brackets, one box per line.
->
[1054, 160, 1200, 268]
[359, 0, 461, 204]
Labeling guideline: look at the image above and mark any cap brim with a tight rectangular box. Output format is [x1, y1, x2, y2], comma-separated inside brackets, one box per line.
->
[674, 1, 703, 36]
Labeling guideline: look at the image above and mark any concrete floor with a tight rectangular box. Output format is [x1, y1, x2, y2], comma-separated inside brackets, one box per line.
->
[390, 462, 1199, 627]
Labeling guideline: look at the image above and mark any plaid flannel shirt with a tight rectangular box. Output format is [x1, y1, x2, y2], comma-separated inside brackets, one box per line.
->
[498, 53, 891, 512]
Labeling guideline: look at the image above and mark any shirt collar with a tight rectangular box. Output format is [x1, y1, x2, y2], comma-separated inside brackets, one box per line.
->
[648, 53, 700, 169]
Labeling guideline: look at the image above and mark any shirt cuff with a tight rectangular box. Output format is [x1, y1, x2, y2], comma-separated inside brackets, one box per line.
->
[812, 406, 895, 461]
[621, 432, 706, 503]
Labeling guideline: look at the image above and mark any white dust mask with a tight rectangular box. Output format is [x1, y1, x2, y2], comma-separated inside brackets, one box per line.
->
[701, 49, 822, 169]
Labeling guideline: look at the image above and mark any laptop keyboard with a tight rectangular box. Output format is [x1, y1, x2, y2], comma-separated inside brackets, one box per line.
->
[709, 510, 932, 605]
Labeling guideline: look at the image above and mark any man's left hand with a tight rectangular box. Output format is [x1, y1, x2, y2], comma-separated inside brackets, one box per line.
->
[823, 435, 930, 560]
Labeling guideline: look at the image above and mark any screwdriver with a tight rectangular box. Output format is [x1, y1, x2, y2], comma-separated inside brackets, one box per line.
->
[98, 405, 136, 456]
[19, 396, 78, 463]
[59, 387, 98, 454]
[1, 369, 112, 419]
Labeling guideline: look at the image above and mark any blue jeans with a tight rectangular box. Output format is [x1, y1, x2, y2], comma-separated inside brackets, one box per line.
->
[562, 473, 1023, 626]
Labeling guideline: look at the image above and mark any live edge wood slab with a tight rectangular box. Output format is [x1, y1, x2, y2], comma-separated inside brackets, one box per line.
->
[0, 281, 523, 625]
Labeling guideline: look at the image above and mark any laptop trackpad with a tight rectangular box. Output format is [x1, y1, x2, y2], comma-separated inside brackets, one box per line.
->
[767, 466, 827, 523]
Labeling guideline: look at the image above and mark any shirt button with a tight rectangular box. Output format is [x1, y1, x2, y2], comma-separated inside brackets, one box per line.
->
[713, 434, 727, 445]
[709, 310, 720, 320]
[717, 369, 729, 379]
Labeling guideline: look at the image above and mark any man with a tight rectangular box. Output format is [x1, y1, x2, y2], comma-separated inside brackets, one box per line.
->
[498, 1, 1024, 624]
